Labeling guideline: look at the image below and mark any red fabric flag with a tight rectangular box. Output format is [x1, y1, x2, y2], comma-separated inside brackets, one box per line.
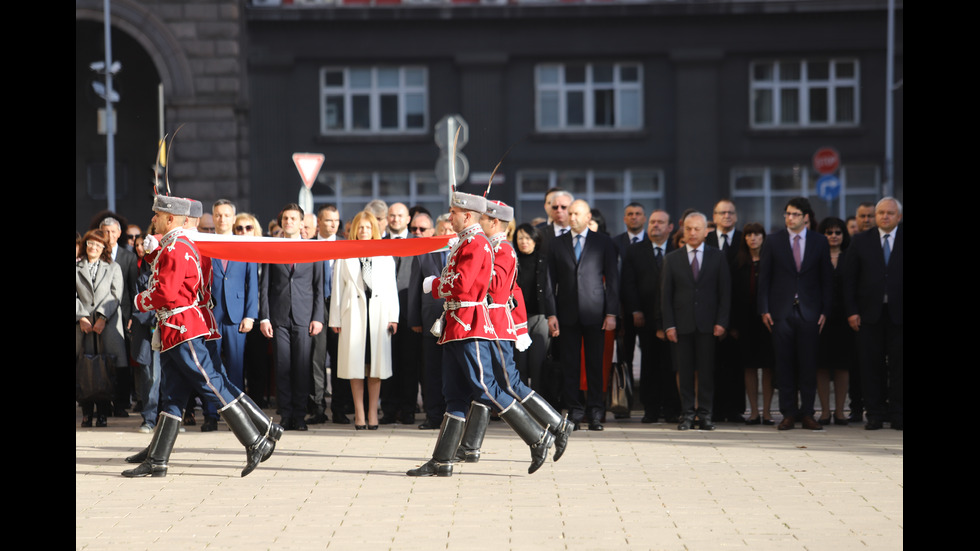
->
[189, 233, 453, 264]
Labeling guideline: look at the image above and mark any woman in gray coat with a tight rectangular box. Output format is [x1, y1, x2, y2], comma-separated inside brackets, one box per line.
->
[76, 228, 126, 427]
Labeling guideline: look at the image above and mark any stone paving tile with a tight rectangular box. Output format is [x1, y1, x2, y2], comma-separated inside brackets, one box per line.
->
[77, 409, 901, 550]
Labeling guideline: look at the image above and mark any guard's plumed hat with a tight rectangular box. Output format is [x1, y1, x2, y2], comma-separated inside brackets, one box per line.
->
[451, 192, 487, 214]
[152, 195, 193, 216]
[485, 200, 513, 222]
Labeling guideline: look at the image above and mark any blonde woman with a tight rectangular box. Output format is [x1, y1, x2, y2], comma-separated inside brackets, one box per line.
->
[329, 211, 399, 430]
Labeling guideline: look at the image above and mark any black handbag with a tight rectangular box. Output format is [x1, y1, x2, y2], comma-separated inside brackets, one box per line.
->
[76, 332, 116, 402]
[608, 360, 633, 416]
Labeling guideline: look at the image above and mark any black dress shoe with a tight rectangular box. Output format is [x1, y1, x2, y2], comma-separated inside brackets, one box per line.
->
[762, 418, 776, 426]
[589, 421, 604, 431]
[183, 412, 196, 426]
[95, 415, 108, 428]
[677, 418, 694, 431]
[418, 419, 439, 430]
[292, 418, 309, 431]
[306, 412, 329, 425]
[332, 415, 351, 425]
[865, 420, 883, 430]
[745, 416, 762, 425]
[891, 420, 903, 430]
[571, 422, 581, 432]
[379, 415, 398, 425]
[200, 417, 218, 432]
[664, 414, 681, 424]
[113, 408, 130, 418]
[398, 413, 416, 425]
[81, 416, 93, 428]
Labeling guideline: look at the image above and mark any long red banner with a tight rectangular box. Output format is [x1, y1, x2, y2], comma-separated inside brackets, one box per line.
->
[189, 233, 453, 264]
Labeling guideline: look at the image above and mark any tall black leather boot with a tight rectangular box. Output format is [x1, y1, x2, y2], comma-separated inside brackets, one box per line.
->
[455, 402, 490, 463]
[122, 412, 180, 477]
[499, 401, 554, 475]
[521, 392, 572, 462]
[407, 413, 465, 477]
[239, 392, 283, 462]
[220, 398, 275, 477]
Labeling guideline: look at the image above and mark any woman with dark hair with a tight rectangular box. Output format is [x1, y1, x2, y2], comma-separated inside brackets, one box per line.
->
[730, 222, 775, 424]
[76, 228, 127, 427]
[588, 208, 609, 235]
[816, 216, 852, 425]
[513, 223, 557, 395]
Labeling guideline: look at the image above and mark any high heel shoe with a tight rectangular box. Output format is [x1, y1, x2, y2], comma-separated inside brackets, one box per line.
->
[833, 411, 849, 426]
[761, 418, 775, 425]
[355, 424, 368, 430]
[81, 416, 93, 428]
[745, 416, 761, 425]
[368, 425, 379, 430]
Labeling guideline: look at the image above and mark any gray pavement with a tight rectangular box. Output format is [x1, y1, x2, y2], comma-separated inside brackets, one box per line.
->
[76, 408, 902, 551]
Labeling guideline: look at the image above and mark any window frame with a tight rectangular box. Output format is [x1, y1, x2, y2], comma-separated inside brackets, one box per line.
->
[535, 62, 644, 132]
[319, 66, 429, 135]
[749, 58, 860, 129]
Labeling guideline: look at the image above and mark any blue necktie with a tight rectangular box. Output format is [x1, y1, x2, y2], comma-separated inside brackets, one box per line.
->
[882, 234, 891, 265]
[324, 259, 332, 299]
[574, 234, 583, 262]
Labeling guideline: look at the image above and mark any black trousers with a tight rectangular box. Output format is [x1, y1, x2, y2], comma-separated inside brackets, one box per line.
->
[856, 305, 903, 424]
[772, 307, 819, 418]
[672, 332, 716, 417]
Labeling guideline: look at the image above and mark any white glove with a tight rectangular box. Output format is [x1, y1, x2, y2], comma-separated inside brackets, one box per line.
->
[515, 333, 532, 352]
[143, 234, 159, 254]
[423, 275, 437, 294]
[446, 237, 459, 249]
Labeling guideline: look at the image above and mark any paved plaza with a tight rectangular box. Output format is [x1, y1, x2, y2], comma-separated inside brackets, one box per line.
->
[76, 405, 902, 551]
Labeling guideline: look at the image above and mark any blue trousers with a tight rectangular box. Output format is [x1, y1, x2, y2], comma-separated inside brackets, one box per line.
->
[489, 340, 534, 402]
[160, 338, 239, 419]
[441, 339, 515, 418]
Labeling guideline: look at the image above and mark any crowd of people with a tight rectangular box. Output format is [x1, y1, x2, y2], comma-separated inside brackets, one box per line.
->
[76, 190, 902, 442]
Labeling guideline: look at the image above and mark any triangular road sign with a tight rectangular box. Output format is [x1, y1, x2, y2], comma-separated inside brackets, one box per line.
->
[292, 153, 325, 190]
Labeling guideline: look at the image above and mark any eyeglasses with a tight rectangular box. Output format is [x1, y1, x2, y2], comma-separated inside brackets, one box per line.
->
[714, 210, 735, 216]
[234, 225, 254, 233]
[824, 230, 843, 236]
[409, 226, 432, 233]
[199, 227, 216, 233]
[86, 241, 105, 249]
[783, 212, 804, 218]
[126, 233, 142, 241]
[551, 204, 568, 210]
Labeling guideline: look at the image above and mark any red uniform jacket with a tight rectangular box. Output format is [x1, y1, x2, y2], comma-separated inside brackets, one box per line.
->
[486, 232, 529, 341]
[432, 224, 497, 344]
[135, 229, 210, 352]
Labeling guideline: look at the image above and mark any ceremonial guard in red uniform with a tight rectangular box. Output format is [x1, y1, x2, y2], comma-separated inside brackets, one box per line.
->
[407, 192, 554, 477]
[122, 195, 276, 478]
[453, 200, 574, 464]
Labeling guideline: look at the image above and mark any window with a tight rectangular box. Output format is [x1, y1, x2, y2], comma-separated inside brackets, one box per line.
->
[750, 59, 859, 128]
[320, 67, 428, 134]
[730, 164, 879, 231]
[515, 168, 664, 234]
[535, 62, 643, 131]
[310, 171, 445, 224]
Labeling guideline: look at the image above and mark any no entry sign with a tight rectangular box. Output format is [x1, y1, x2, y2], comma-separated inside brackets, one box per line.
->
[812, 147, 840, 175]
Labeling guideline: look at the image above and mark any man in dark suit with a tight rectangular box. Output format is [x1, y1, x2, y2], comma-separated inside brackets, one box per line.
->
[661, 212, 731, 430]
[704, 198, 744, 423]
[548, 199, 620, 431]
[380, 202, 421, 425]
[758, 197, 833, 431]
[210, 199, 258, 393]
[259, 203, 325, 431]
[611, 202, 648, 408]
[621, 209, 679, 424]
[843, 197, 903, 430]
[309, 203, 351, 425]
[537, 189, 573, 260]
[407, 212, 447, 430]
[100, 216, 139, 417]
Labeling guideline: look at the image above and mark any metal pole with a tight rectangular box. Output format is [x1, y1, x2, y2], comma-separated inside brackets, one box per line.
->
[883, 0, 894, 198]
[103, 0, 116, 212]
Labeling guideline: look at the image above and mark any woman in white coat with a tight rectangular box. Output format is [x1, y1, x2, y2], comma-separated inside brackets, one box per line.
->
[76, 228, 126, 427]
[329, 211, 399, 430]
